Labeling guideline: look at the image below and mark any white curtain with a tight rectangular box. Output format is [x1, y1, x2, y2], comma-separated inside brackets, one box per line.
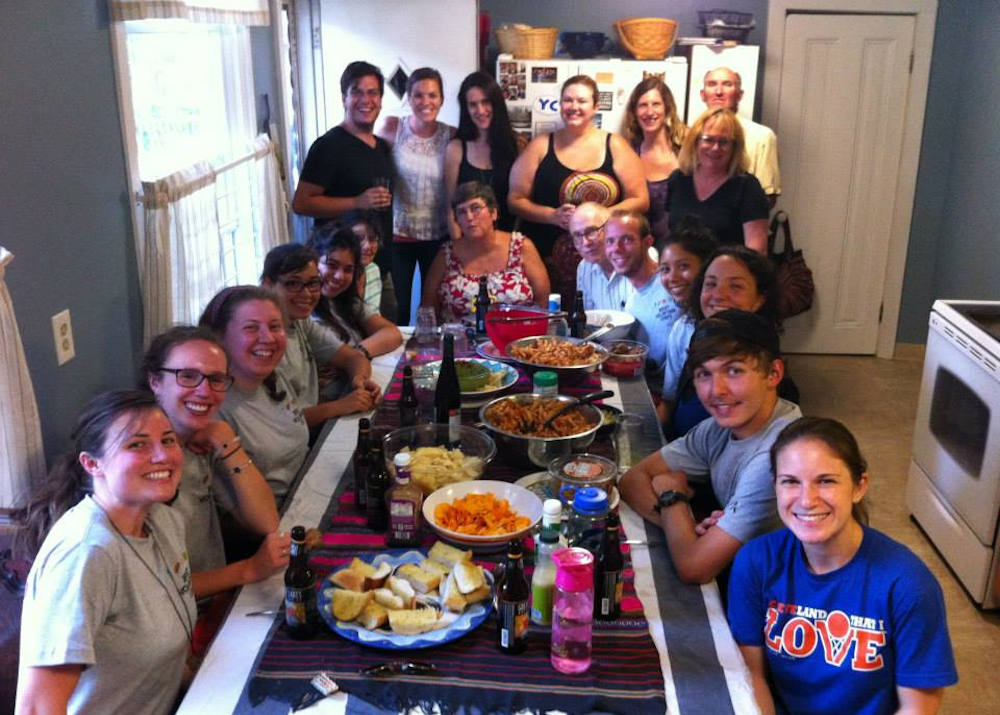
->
[109, 0, 270, 25]
[0, 247, 46, 508]
[140, 162, 223, 339]
[251, 134, 290, 254]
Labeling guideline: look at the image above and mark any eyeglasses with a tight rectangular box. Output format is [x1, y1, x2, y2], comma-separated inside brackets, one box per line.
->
[571, 222, 607, 243]
[279, 277, 323, 293]
[699, 135, 733, 149]
[159, 368, 233, 392]
[454, 202, 489, 218]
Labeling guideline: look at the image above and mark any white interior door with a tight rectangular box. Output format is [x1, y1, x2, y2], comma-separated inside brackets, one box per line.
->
[777, 13, 914, 354]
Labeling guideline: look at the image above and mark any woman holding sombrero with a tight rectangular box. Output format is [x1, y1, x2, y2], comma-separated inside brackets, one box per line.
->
[508, 74, 648, 303]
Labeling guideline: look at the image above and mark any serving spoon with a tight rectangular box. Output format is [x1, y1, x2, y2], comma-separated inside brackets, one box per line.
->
[537, 389, 615, 432]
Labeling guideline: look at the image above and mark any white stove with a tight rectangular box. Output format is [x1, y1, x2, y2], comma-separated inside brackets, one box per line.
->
[907, 299, 1000, 608]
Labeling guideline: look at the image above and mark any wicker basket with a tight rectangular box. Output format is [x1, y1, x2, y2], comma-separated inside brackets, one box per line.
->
[511, 26, 559, 59]
[615, 17, 678, 60]
[495, 25, 520, 55]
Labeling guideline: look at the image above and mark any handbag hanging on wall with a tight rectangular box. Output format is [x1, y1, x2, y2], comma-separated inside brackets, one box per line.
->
[767, 211, 815, 319]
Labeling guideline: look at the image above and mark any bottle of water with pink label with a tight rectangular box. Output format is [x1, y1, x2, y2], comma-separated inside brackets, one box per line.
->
[550, 547, 595, 674]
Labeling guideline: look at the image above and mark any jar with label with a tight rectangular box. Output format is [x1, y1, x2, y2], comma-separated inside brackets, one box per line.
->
[533, 370, 558, 396]
[387, 452, 423, 547]
[566, 487, 609, 556]
[548, 453, 617, 507]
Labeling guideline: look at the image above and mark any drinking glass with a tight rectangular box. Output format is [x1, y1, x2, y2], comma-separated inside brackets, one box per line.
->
[441, 322, 468, 356]
[613, 413, 644, 472]
[415, 307, 438, 345]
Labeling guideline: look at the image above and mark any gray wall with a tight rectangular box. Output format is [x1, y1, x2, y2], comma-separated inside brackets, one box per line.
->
[896, 0, 1000, 341]
[1, 1, 142, 462]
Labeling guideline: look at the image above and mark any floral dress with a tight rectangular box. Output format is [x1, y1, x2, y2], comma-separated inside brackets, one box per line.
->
[438, 232, 534, 326]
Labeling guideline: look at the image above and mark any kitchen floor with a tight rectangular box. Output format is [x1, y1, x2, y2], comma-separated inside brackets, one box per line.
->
[791, 348, 1000, 714]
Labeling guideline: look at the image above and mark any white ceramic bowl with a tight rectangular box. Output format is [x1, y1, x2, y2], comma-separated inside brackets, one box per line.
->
[585, 309, 635, 343]
[422, 480, 544, 547]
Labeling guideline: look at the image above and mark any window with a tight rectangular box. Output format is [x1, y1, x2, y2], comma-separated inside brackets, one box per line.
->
[111, 17, 286, 336]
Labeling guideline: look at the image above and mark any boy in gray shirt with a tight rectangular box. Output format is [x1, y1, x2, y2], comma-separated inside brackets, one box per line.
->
[620, 309, 801, 584]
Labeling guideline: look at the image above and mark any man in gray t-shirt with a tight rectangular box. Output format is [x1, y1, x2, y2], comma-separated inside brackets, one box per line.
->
[620, 309, 801, 584]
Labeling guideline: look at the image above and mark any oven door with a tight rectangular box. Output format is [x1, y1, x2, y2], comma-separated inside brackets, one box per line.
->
[911, 313, 1000, 546]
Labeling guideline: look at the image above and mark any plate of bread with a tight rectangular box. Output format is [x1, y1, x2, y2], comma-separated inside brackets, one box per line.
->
[319, 541, 493, 649]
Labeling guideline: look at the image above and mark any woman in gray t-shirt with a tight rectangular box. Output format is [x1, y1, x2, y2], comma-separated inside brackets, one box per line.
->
[15, 391, 196, 714]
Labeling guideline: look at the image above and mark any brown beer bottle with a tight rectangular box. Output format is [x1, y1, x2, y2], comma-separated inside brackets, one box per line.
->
[284, 525, 318, 639]
[496, 540, 530, 654]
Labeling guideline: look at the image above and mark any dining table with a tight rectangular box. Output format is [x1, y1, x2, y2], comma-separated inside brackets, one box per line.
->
[176, 334, 757, 714]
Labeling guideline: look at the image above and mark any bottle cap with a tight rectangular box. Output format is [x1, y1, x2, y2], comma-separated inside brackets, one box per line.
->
[572, 487, 609, 515]
[403, 365, 413, 377]
[290, 525, 306, 542]
[542, 498, 562, 526]
[533, 371, 557, 389]
[552, 547, 594, 591]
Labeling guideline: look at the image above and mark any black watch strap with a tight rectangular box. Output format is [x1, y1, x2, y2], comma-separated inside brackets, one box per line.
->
[653, 489, 691, 513]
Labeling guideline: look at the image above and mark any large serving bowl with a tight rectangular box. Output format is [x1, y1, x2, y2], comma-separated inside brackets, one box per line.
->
[584, 309, 635, 343]
[504, 335, 609, 379]
[485, 303, 550, 353]
[478, 393, 603, 469]
[423, 480, 544, 548]
[383, 424, 497, 495]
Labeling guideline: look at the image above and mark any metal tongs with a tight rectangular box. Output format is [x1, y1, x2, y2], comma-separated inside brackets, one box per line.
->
[485, 310, 568, 324]
[360, 661, 439, 678]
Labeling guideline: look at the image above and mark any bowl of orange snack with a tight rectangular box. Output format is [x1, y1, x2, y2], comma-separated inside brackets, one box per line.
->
[422, 480, 544, 548]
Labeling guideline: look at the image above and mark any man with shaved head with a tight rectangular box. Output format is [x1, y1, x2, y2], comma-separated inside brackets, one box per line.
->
[701, 67, 781, 208]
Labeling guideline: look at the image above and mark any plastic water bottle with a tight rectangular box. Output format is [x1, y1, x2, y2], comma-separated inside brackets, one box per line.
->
[550, 547, 594, 674]
[547, 293, 569, 336]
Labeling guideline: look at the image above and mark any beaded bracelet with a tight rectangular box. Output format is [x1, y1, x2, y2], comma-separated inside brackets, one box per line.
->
[215, 435, 241, 460]
[228, 457, 253, 476]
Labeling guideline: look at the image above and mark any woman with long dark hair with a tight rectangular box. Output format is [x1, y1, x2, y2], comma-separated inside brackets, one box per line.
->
[444, 71, 522, 238]
[15, 391, 196, 713]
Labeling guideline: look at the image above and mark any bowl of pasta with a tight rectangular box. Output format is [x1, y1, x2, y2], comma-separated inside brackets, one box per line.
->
[478, 393, 603, 468]
[503, 336, 609, 380]
[383, 424, 497, 495]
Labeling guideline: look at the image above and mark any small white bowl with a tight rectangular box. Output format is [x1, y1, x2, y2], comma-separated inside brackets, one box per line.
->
[423, 480, 543, 547]
[585, 309, 635, 343]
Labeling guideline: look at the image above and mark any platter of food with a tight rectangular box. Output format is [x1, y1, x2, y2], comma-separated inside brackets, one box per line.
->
[504, 336, 609, 372]
[383, 424, 496, 494]
[422, 480, 543, 547]
[319, 542, 493, 649]
[414, 358, 518, 399]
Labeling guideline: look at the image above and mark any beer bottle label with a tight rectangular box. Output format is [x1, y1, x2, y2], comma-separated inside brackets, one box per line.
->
[389, 499, 418, 544]
[596, 569, 623, 616]
[499, 598, 529, 648]
[285, 585, 316, 627]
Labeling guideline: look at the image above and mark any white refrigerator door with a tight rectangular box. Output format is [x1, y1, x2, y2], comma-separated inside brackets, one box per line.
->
[320, 0, 477, 128]
[687, 45, 759, 122]
[576, 58, 688, 135]
[496, 55, 579, 137]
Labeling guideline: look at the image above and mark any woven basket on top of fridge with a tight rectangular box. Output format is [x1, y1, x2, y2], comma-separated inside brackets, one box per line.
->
[615, 17, 678, 60]
[510, 26, 559, 59]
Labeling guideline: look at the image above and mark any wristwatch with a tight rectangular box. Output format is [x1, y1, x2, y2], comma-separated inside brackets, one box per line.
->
[653, 489, 690, 513]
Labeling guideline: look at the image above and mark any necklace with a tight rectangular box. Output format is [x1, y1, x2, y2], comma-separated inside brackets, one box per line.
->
[94, 500, 194, 643]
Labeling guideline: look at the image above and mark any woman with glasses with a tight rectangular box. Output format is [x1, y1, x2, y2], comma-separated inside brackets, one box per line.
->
[666, 108, 769, 253]
[622, 77, 688, 242]
[421, 181, 549, 326]
[260, 243, 381, 426]
[199, 286, 309, 505]
[141, 327, 287, 613]
[444, 71, 524, 240]
[307, 224, 402, 358]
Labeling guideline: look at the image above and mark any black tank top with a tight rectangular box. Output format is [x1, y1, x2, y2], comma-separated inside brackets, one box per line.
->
[457, 141, 514, 231]
[523, 133, 623, 256]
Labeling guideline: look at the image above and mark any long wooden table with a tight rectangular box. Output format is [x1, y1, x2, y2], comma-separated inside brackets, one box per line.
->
[177, 341, 756, 714]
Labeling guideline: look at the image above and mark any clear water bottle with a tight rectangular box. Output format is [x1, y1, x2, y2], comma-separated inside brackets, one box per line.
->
[551, 547, 594, 674]
[566, 487, 609, 556]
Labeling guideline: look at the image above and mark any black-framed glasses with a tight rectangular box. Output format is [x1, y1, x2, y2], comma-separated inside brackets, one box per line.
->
[279, 277, 322, 293]
[699, 135, 733, 149]
[571, 221, 607, 242]
[159, 368, 233, 392]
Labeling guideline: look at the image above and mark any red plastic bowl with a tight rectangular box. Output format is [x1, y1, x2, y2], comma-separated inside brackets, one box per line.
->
[485, 304, 550, 353]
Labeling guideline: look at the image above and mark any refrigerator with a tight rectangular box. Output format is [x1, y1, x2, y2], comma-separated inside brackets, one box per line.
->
[496, 54, 689, 139]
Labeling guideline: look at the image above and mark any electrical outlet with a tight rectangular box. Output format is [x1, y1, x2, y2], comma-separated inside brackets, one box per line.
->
[51, 309, 76, 365]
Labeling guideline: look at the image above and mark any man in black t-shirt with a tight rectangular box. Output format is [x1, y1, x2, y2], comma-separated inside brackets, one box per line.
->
[292, 61, 396, 316]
